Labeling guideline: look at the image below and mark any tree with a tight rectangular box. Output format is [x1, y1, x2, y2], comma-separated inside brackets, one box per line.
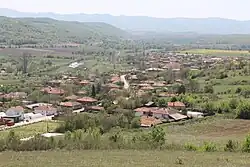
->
[91, 85, 96, 97]
[20, 52, 31, 74]
[187, 79, 200, 93]
[176, 84, 186, 94]
[204, 85, 214, 94]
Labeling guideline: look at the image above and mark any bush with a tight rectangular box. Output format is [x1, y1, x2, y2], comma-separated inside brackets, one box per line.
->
[242, 135, 250, 152]
[236, 102, 250, 119]
[201, 142, 217, 152]
[224, 140, 237, 152]
[184, 143, 198, 151]
[131, 117, 141, 129]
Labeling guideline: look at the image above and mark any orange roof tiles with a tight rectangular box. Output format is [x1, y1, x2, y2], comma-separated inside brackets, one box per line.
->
[168, 101, 185, 108]
[77, 97, 98, 103]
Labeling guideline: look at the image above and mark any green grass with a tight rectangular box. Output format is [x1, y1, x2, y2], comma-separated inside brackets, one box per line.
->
[0, 121, 60, 139]
[163, 116, 250, 148]
[182, 49, 250, 56]
[0, 150, 250, 167]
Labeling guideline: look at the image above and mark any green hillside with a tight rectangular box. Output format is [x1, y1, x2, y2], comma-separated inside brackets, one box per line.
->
[0, 16, 128, 45]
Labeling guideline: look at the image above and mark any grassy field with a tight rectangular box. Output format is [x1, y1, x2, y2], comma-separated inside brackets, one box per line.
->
[163, 116, 250, 148]
[0, 121, 60, 139]
[182, 49, 250, 56]
[0, 150, 250, 167]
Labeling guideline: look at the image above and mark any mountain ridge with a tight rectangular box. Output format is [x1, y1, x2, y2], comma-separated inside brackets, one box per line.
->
[1, 8, 250, 34]
[0, 15, 128, 45]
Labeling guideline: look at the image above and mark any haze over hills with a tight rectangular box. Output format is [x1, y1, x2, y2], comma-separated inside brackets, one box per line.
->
[0, 16, 128, 45]
[1, 8, 250, 34]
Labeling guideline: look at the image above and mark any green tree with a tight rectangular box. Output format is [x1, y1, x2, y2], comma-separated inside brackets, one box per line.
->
[204, 85, 214, 94]
[91, 85, 96, 97]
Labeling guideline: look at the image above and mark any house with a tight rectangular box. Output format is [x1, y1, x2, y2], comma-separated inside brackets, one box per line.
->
[152, 82, 166, 88]
[141, 86, 155, 91]
[167, 109, 188, 121]
[87, 106, 104, 113]
[41, 87, 65, 95]
[34, 105, 57, 116]
[5, 106, 24, 123]
[65, 95, 79, 101]
[0, 112, 6, 118]
[135, 107, 187, 122]
[134, 107, 169, 119]
[59, 102, 82, 110]
[140, 116, 162, 127]
[167, 101, 186, 110]
[26, 103, 52, 110]
[77, 91, 87, 95]
[106, 83, 120, 89]
[158, 92, 177, 97]
[47, 80, 62, 87]
[187, 111, 204, 118]
[79, 80, 90, 86]
[145, 101, 155, 107]
[4, 92, 27, 99]
[77, 97, 98, 105]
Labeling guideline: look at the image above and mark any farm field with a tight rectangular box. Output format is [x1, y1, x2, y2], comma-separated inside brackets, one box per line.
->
[181, 49, 250, 56]
[0, 121, 60, 139]
[164, 116, 250, 148]
[0, 150, 250, 167]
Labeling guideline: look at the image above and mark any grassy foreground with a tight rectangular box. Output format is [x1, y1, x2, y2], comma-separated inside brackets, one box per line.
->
[0, 150, 250, 167]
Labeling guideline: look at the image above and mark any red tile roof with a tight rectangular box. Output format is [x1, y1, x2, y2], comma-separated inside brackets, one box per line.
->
[88, 106, 104, 111]
[77, 97, 98, 103]
[168, 101, 185, 108]
[110, 76, 120, 83]
[80, 80, 90, 85]
[135, 107, 168, 115]
[41, 87, 65, 95]
[60, 102, 82, 107]
[140, 116, 162, 127]
[65, 95, 79, 101]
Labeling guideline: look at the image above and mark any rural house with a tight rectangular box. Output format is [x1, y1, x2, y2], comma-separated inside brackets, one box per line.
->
[5, 106, 25, 123]
[167, 101, 186, 110]
[60, 101, 82, 110]
[34, 105, 57, 116]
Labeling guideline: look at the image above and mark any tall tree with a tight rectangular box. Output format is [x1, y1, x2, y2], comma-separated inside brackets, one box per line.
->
[20, 52, 31, 74]
[91, 85, 96, 97]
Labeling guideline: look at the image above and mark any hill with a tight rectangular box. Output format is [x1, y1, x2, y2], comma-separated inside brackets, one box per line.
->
[0, 16, 128, 45]
[1, 8, 250, 34]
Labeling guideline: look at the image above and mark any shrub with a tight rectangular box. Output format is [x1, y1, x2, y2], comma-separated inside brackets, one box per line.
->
[184, 143, 198, 151]
[242, 135, 250, 152]
[201, 142, 217, 152]
[236, 102, 250, 119]
[224, 140, 237, 152]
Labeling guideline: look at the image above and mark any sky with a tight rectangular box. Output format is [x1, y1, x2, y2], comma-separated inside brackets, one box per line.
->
[1, 0, 249, 20]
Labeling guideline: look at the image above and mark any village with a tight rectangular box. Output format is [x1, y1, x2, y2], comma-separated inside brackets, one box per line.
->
[0, 51, 243, 132]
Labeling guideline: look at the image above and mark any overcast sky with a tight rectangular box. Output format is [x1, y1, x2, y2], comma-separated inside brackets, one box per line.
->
[1, 0, 249, 20]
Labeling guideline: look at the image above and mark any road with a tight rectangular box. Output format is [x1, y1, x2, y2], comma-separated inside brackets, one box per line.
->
[120, 75, 129, 89]
[0, 116, 53, 131]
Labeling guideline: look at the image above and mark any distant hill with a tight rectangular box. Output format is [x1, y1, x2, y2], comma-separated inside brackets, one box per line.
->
[0, 15, 128, 45]
[1, 8, 250, 34]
